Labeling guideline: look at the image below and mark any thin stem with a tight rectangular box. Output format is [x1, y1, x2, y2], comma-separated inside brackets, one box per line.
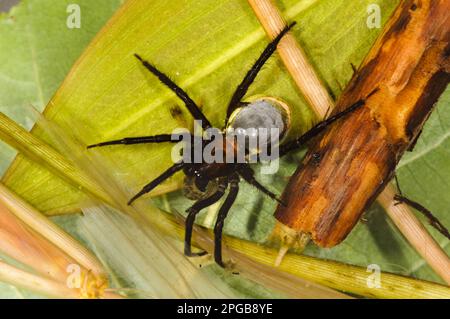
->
[378, 186, 450, 284]
[0, 199, 73, 283]
[247, 0, 332, 117]
[0, 259, 79, 299]
[0, 183, 106, 280]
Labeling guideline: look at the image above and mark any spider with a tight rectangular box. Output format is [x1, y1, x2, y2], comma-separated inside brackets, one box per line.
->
[87, 23, 373, 267]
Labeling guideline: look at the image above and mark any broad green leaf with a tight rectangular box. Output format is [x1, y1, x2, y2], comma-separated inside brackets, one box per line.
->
[0, 0, 124, 213]
[1, 0, 449, 292]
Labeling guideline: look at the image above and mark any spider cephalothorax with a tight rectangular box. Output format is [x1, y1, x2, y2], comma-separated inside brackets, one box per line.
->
[88, 23, 372, 267]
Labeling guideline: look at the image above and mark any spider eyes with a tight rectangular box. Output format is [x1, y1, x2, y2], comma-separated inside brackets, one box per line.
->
[226, 97, 291, 148]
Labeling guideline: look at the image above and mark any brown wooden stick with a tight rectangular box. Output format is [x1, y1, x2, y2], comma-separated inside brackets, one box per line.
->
[248, 0, 450, 284]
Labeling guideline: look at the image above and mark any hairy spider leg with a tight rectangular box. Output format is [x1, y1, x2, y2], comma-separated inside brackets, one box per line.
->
[87, 134, 183, 149]
[394, 173, 404, 196]
[213, 174, 239, 267]
[134, 54, 212, 130]
[224, 22, 296, 125]
[127, 162, 185, 205]
[278, 89, 379, 157]
[238, 165, 285, 206]
[185, 180, 228, 256]
[394, 194, 450, 240]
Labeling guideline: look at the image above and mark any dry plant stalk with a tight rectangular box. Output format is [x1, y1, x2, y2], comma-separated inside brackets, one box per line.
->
[249, 0, 450, 284]
[248, 0, 333, 118]
[0, 183, 116, 298]
[0, 260, 81, 299]
[0, 199, 76, 283]
[0, 259, 121, 299]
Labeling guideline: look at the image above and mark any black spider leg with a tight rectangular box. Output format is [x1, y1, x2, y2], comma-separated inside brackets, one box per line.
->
[134, 54, 212, 130]
[279, 88, 379, 157]
[185, 180, 228, 257]
[224, 22, 296, 125]
[213, 174, 239, 267]
[394, 173, 404, 196]
[238, 165, 285, 206]
[393, 194, 450, 240]
[87, 134, 183, 149]
[127, 161, 185, 205]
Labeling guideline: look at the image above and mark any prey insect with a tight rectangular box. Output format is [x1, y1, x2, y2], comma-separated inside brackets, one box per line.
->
[88, 23, 374, 267]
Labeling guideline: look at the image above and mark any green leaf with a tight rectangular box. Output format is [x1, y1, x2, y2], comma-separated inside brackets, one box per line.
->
[0, 0, 123, 298]
[0, 0, 448, 293]
[0, 0, 124, 213]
